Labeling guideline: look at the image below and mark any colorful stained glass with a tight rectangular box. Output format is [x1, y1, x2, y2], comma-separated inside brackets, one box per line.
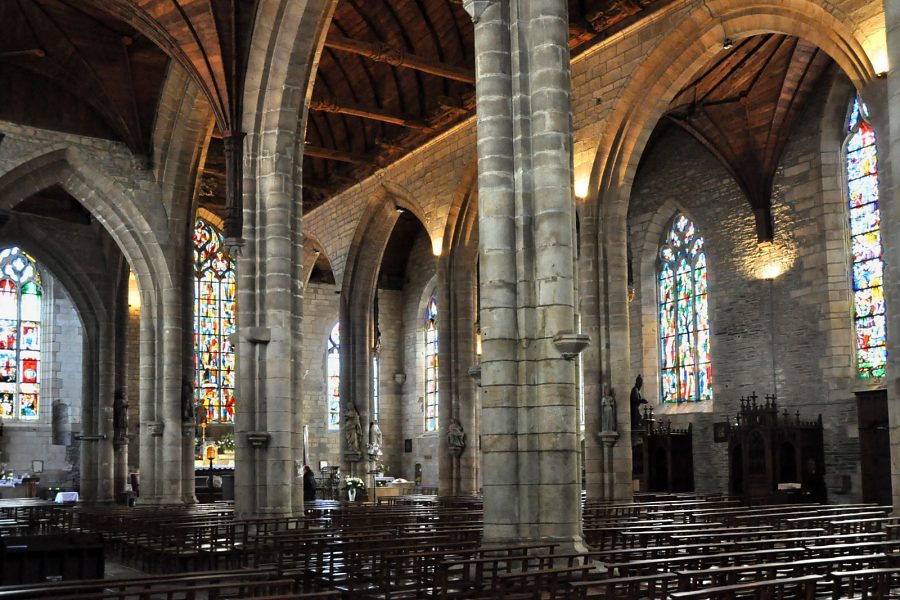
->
[425, 297, 439, 432]
[0, 248, 41, 420]
[658, 215, 712, 402]
[327, 323, 340, 431]
[193, 220, 237, 423]
[846, 97, 887, 379]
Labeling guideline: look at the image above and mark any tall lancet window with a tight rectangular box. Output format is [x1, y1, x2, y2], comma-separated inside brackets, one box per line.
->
[326, 323, 341, 431]
[845, 96, 886, 379]
[658, 214, 712, 403]
[0, 248, 41, 420]
[193, 219, 237, 423]
[424, 296, 438, 431]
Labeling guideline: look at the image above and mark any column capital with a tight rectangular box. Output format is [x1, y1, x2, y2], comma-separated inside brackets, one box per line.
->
[461, 0, 495, 23]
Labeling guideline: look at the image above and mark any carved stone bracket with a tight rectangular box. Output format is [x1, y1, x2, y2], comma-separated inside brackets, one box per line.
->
[149, 422, 164, 437]
[243, 327, 271, 344]
[552, 332, 591, 360]
[224, 236, 245, 258]
[468, 364, 482, 385]
[246, 432, 270, 449]
[462, 0, 495, 23]
[598, 431, 619, 448]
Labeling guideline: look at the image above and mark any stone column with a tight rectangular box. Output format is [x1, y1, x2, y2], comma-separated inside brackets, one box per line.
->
[235, 154, 305, 518]
[464, 0, 587, 551]
[159, 290, 185, 504]
[112, 272, 129, 498]
[96, 317, 116, 502]
[881, 0, 900, 512]
[80, 334, 98, 502]
[337, 296, 371, 476]
[137, 301, 159, 503]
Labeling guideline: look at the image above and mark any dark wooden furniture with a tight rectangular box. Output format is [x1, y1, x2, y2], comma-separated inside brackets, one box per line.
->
[727, 393, 825, 505]
[633, 408, 694, 494]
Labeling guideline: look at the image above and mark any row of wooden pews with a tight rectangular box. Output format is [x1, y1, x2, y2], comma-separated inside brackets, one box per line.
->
[2, 494, 900, 597]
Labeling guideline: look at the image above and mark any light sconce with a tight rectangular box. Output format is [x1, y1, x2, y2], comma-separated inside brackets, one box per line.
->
[723, 38, 734, 50]
[475, 322, 483, 357]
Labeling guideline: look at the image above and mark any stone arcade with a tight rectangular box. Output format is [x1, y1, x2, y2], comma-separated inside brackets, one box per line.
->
[0, 0, 897, 589]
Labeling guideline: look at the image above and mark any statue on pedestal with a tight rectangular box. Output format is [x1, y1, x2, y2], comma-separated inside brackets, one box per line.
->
[447, 418, 466, 457]
[181, 379, 195, 423]
[601, 386, 617, 433]
[367, 421, 383, 457]
[113, 389, 128, 449]
[343, 407, 362, 458]
[630, 374, 647, 430]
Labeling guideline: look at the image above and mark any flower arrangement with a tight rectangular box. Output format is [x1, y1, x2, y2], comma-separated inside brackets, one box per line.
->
[344, 476, 365, 490]
[215, 433, 235, 453]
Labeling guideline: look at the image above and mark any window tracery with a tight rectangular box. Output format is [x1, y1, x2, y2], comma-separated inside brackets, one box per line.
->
[658, 215, 712, 403]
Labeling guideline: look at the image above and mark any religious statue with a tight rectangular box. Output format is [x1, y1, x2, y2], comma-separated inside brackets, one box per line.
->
[630, 374, 647, 430]
[447, 418, 466, 458]
[343, 407, 362, 456]
[181, 379, 195, 423]
[113, 389, 128, 449]
[367, 421, 383, 457]
[601, 386, 617, 433]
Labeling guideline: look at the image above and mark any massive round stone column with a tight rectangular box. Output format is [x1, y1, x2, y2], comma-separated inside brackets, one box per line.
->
[882, 0, 900, 513]
[464, 0, 587, 551]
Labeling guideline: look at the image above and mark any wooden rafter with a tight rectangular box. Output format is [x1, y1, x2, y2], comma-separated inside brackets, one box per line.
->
[324, 34, 474, 84]
[310, 97, 432, 131]
[305, 144, 371, 165]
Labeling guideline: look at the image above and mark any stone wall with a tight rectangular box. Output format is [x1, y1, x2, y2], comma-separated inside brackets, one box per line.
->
[300, 281, 340, 470]
[399, 231, 438, 487]
[1, 268, 82, 491]
[627, 74, 861, 498]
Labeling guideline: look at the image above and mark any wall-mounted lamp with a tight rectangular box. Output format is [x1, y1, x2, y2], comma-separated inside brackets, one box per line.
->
[723, 38, 734, 50]
[395, 206, 406, 214]
[475, 323, 483, 357]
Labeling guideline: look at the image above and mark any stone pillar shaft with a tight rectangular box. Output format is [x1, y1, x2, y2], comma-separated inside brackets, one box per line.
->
[882, 0, 900, 512]
[470, 0, 585, 549]
[138, 306, 158, 501]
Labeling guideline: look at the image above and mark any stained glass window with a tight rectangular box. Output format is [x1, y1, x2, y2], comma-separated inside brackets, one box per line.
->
[658, 215, 712, 403]
[193, 219, 236, 423]
[425, 297, 438, 432]
[372, 355, 380, 423]
[846, 96, 887, 378]
[0, 248, 41, 420]
[327, 323, 340, 431]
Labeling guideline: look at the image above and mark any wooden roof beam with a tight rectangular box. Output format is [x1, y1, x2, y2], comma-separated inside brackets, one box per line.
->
[310, 97, 433, 131]
[324, 34, 474, 84]
[304, 144, 371, 165]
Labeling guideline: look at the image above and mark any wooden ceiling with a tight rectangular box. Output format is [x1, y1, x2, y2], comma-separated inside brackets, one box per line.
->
[0, 0, 170, 160]
[301, 0, 676, 211]
[1, 0, 682, 218]
[665, 34, 832, 241]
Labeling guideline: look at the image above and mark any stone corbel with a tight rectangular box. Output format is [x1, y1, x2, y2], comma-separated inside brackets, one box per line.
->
[246, 432, 270, 449]
[597, 431, 619, 447]
[243, 327, 271, 344]
[552, 332, 591, 360]
[224, 236, 245, 258]
[461, 0, 494, 23]
[148, 422, 164, 437]
[468, 364, 482, 386]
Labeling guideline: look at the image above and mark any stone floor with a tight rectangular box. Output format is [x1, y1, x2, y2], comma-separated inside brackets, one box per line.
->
[104, 558, 143, 579]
